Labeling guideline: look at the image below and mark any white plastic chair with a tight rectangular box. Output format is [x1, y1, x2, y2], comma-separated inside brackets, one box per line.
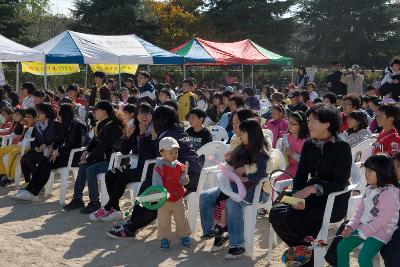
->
[351, 139, 375, 163]
[183, 142, 230, 232]
[266, 179, 358, 267]
[14, 137, 35, 188]
[208, 126, 229, 143]
[96, 152, 120, 206]
[44, 147, 85, 205]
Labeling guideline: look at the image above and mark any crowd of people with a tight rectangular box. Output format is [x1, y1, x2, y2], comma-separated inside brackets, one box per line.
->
[0, 57, 400, 266]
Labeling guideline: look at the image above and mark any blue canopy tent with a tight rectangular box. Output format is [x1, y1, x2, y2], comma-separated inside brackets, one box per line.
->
[33, 30, 183, 89]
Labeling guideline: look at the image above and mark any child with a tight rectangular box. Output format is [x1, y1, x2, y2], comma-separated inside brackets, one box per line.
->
[0, 107, 13, 136]
[0, 108, 36, 186]
[306, 81, 318, 101]
[372, 103, 400, 156]
[152, 137, 192, 249]
[339, 110, 372, 148]
[185, 108, 213, 151]
[337, 154, 400, 267]
[263, 104, 288, 147]
[276, 111, 308, 182]
[177, 78, 196, 121]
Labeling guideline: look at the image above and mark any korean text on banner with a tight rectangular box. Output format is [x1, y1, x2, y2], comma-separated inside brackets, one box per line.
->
[21, 62, 80, 76]
[89, 64, 138, 75]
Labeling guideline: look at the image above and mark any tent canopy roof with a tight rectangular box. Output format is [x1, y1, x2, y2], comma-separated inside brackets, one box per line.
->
[171, 38, 292, 66]
[0, 34, 44, 62]
[34, 31, 183, 65]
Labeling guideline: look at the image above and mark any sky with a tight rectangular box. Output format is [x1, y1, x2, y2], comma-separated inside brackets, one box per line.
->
[49, 0, 74, 16]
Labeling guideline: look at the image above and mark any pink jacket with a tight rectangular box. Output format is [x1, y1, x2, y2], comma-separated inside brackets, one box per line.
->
[263, 118, 288, 148]
[347, 185, 400, 243]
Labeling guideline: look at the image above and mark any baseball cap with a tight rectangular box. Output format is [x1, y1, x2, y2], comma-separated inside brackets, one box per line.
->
[159, 137, 180, 152]
[288, 90, 300, 98]
[89, 100, 114, 113]
[351, 64, 360, 71]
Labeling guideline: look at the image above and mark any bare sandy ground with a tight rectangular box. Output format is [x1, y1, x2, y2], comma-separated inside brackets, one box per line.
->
[0, 181, 379, 267]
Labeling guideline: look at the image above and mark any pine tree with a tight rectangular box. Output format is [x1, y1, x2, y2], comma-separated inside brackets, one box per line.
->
[204, 0, 297, 54]
[297, 0, 400, 67]
[0, 0, 27, 40]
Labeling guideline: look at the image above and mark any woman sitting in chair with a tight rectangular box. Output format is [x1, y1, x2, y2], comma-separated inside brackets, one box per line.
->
[269, 103, 352, 267]
[89, 102, 157, 222]
[13, 104, 87, 201]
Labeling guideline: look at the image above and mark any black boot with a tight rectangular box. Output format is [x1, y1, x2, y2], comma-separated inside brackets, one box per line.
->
[80, 201, 101, 214]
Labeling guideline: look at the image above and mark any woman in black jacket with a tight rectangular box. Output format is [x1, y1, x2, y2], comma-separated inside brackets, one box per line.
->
[107, 105, 202, 238]
[19, 103, 57, 184]
[13, 104, 87, 201]
[269, 103, 352, 267]
[89, 102, 157, 222]
[64, 101, 124, 214]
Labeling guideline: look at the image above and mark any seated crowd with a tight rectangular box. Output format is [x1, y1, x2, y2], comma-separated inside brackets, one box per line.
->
[1, 60, 400, 265]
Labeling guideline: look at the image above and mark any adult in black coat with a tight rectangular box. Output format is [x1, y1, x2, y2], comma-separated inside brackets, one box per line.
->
[269, 104, 352, 267]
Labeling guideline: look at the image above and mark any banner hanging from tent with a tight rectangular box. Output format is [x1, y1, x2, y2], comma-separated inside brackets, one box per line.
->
[21, 62, 80, 75]
[89, 64, 138, 75]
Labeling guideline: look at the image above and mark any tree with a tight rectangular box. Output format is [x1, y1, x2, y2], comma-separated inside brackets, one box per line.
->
[297, 0, 400, 68]
[70, 0, 159, 41]
[0, 0, 27, 40]
[146, 0, 204, 49]
[203, 0, 297, 54]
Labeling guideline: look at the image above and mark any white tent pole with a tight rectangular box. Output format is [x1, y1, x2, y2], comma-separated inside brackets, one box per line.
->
[241, 64, 244, 86]
[44, 61, 48, 90]
[84, 64, 88, 88]
[251, 65, 254, 89]
[183, 65, 186, 79]
[118, 61, 121, 90]
[16, 63, 20, 93]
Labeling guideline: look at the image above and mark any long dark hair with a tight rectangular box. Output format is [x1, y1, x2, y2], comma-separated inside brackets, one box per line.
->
[289, 111, 309, 139]
[133, 102, 154, 137]
[153, 105, 181, 133]
[238, 118, 269, 162]
[364, 154, 398, 188]
[58, 104, 74, 137]
[347, 110, 368, 134]
[104, 107, 127, 135]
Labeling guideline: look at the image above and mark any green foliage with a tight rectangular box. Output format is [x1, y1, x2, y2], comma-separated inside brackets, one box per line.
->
[0, 0, 27, 40]
[297, 0, 400, 68]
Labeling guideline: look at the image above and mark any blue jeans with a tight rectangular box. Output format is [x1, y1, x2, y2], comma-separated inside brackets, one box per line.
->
[73, 161, 108, 202]
[199, 187, 248, 248]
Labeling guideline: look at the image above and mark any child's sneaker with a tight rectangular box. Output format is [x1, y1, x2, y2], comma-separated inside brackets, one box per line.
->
[89, 207, 109, 221]
[160, 238, 170, 249]
[225, 247, 245, 259]
[211, 234, 229, 251]
[107, 225, 135, 239]
[100, 208, 123, 222]
[180, 236, 191, 248]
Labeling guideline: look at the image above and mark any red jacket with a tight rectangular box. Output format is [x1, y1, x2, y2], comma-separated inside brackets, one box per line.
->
[154, 160, 186, 202]
[372, 128, 400, 156]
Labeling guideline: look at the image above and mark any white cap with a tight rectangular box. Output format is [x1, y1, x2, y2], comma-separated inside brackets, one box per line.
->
[159, 137, 180, 152]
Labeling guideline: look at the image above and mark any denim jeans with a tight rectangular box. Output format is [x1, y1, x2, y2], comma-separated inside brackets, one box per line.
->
[73, 160, 109, 202]
[199, 187, 220, 235]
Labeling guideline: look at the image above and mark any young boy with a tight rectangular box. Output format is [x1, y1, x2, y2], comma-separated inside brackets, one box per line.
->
[372, 103, 400, 156]
[152, 137, 191, 249]
[185, 108, 213, 151]
[177, 78, 196, 121]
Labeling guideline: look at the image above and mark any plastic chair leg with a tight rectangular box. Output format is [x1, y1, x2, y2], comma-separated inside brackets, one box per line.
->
[243, 205, 256, 258]
[14, 165, 21, 188]
[98, 174, 109, 206]
[266, 224, 275, 265]
[185, 193, 198, 233]
[44, 172, 55, 197]
[313, 246, 326, 267]
[59, 169, 69, 205]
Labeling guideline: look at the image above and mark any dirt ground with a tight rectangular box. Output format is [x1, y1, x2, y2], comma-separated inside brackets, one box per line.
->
[0, 181, 379, 267]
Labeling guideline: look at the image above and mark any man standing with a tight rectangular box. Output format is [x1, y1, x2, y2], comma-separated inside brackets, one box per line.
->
[326, 61, 346, 96]
[89, 71, 111, 106]
[340, 64, 364, 96]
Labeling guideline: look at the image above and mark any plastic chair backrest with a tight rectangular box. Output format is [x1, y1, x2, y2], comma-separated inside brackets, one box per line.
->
[196, 141, 229, 168]
[208, 126, 229, 143]
[352, 139, 375, 162]
[271, 149, 286, 171]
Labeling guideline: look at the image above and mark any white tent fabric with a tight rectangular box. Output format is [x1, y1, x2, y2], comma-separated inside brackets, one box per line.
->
[0, 34, 44, 62]
[34, 30, 183, 65]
